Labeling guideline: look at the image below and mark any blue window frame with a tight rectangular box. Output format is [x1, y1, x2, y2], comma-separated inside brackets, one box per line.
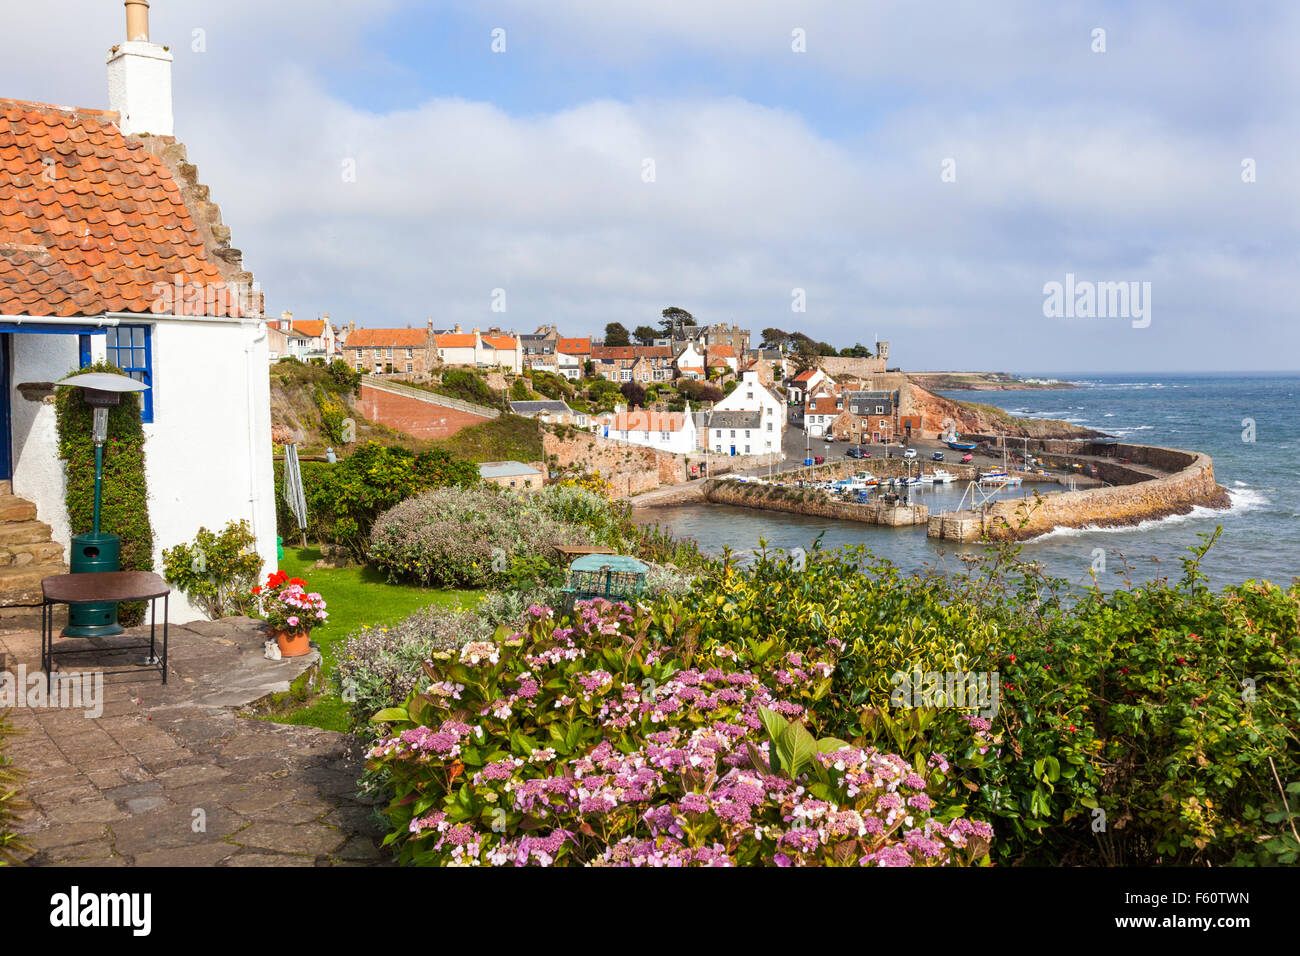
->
[104, 325, 153, 423]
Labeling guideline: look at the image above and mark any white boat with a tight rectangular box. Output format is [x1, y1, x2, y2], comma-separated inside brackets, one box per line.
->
[978, 470, 1022, 487]
[927, 469, 957, 483]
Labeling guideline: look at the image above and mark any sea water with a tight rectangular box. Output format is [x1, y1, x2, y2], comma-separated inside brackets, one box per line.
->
[636, 372, 1298, 590]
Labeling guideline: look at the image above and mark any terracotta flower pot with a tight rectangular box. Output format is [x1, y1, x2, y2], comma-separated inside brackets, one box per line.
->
[275, 629, 312, 658]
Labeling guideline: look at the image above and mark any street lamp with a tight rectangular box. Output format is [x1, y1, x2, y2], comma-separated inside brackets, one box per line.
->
[57, 370, 150, 638]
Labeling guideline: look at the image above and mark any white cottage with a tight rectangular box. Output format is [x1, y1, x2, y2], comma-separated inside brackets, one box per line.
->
[710, 370, 785, 456]
[601, 404, 697, 455]
[0, 2, 275, 621]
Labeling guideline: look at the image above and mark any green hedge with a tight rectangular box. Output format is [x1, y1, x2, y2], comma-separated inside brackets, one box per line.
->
[275, 442, 479, 561]
[54, 363, 155, 626]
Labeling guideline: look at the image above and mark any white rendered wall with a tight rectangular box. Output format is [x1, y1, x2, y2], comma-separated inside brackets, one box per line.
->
[9, 321, 276, 623]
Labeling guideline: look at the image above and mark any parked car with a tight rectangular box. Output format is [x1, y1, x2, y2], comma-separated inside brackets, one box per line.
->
[902, 448, 917, 460]
[813, 455, 825, 465]
[846, 447, 863, 459]
[824, 434, 836, 442]
[931, 452, 945, 462]
[961, 453, 974, 463]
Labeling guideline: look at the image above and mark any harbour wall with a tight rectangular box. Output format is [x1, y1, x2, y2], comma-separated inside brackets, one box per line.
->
[927, 443, 1230, 542]
[703, 480, 929, 527]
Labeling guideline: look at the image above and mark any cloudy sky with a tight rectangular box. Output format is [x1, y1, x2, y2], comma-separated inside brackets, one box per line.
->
[3, 1, 1297, 372]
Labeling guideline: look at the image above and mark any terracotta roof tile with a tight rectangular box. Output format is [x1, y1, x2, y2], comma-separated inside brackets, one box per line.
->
[482, 334, 517, 350]
[0, 98, 230, 318]
[348, 328, 430, 348]
[556, 337, 590, 354]
[434, 333, 475, 348]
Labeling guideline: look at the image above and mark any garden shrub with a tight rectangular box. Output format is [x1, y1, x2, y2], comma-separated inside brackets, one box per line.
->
[368, 485, 593, 588]
[676, 535, 1300, 867]
[367, 599, 993, 866]
[161, 520, 263, 619]
[277, 442, 479, 560]
[334, 604, 497, 737]
[54, 362, 154, 626]
[0, 710, 27, 865]
[315, 387, 348, 445]
[438, 369, 496, 406]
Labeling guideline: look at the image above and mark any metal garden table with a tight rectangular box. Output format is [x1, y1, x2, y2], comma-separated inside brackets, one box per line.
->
[40, 571, 170, 690]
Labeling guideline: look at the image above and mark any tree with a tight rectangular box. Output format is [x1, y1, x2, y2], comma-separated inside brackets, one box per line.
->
[659, 306, 696, 338]
[619, 381, 647, 408]
[840, 343, 873, 358]
[790, 336, 822, 373]
[604, 322, 631, 346]
[633, 325, 659, 345]
[760, 327, 790, 349]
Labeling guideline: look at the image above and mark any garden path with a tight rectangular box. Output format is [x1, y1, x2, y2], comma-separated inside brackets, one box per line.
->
[0, 616, 387, 866]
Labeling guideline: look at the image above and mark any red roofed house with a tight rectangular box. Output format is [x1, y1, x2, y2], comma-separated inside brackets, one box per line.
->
[432, 325, 522, 373]
[346, 319, 436, 374]
[555, 337, 590, 380]
[601, 404, 697, 455]
[268, 310, 339, 362]
[0, 2, 275, 619]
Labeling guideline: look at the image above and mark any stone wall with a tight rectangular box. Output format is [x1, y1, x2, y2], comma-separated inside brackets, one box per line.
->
[543, 430, 688, 496]
[928, 444, 1230, 541]
[817, 356, 888, 378]
[704, 480, 928, 526]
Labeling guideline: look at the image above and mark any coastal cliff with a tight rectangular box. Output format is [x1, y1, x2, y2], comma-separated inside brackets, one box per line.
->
[907, 381, 1104, 440]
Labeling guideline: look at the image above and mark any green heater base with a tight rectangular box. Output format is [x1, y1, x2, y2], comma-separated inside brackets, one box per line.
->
[63, 532, 124, 638]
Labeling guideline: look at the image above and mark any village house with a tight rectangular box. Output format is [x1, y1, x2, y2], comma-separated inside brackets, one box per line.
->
[520, 324, 558, 363]
[348, 320, 435, 374]
[710, 370, 784, 455]
[0, 2, 276, 620]
[432, 326, 523, 373]
[696, 322, 750, 354]
[804, 389, 843, 437]
[267, 310, 338, 362]
[786, 367, 832, 404]
[555, 337, 590, 379]
[673, 341, 706, 380]
[600, 404, 696, 455]
[706, 409, 763, 456]
[508, 399, 586, 427]
[478, 460, 545, 490]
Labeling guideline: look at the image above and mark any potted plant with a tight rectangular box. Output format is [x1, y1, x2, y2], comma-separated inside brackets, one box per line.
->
[253, 570, 328, 658]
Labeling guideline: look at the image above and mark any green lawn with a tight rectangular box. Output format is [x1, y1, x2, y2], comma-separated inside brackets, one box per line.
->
[267, 545, 475, 732]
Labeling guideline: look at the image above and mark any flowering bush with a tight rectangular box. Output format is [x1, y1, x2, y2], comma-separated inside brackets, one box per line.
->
[254, 570, 328, 634]
[366, 600, 993, 866]
[334, 603, 497, 737]
[367, 486, 593, 588]
[161, 520, 262, 619]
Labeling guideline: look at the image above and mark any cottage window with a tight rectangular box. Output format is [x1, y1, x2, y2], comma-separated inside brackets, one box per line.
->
[876, 406, 884, 414]
[406, 347, 413, 358]
[660, 431, 670, 441]
[104, 325, 153, 422]
[715, 445, 723, 453]
[385, 347, 393, 358]
[745, 445, 750, 453]
[730, 430, 736, 438]
[406, 362, 413, 373]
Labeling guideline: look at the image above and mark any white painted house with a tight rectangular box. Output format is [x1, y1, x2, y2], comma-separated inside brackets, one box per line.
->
[601, 404, 697, 455]
[0, 2, 275, 621]
[711, 370, 784, 456]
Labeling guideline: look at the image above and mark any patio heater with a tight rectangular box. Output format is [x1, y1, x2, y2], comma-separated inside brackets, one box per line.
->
[56, 371, 151, 638]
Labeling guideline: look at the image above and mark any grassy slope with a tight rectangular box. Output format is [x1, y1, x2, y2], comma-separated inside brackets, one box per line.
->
[267, 546, 474, 732]
[432, 414, 544, 463]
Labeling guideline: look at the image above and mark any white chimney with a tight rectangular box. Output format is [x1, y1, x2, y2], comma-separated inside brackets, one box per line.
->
[106, 1, 174, 137]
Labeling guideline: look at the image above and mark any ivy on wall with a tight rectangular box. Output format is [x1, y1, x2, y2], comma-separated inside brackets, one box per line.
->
[54, 362, 155, 626]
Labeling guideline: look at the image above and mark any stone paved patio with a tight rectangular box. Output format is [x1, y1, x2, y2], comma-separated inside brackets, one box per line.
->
[0, 615, 388, 866]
